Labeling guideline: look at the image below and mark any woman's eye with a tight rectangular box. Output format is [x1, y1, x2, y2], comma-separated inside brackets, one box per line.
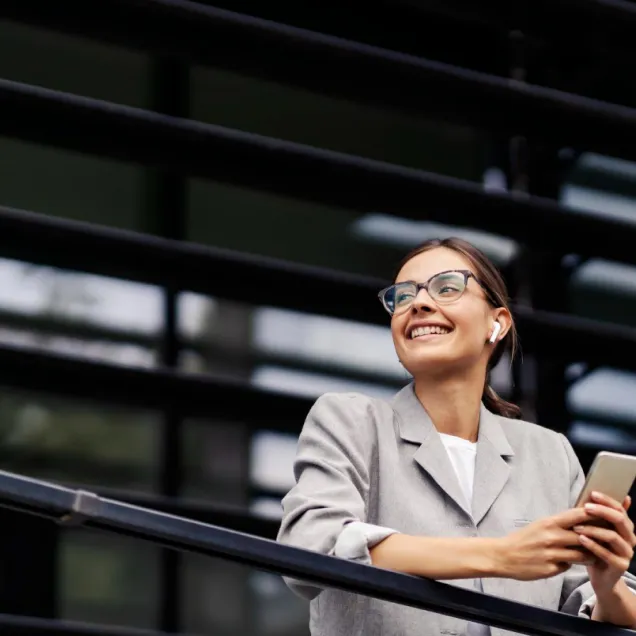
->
[438, 285, 459, 294]
[396, 292, 414, 303]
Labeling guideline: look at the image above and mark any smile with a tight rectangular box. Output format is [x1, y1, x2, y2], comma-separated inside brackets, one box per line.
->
[410, 326, 452, 339]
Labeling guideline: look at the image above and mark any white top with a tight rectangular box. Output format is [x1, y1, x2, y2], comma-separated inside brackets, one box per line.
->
[438, 432, 477, 509]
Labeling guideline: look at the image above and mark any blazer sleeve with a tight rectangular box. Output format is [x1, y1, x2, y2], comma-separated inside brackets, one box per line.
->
[276, 392, 381, 600]
[558, 434, 636, 617]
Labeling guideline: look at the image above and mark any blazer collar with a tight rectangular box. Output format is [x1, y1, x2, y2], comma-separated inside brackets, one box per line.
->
[391, 382, 514, 522]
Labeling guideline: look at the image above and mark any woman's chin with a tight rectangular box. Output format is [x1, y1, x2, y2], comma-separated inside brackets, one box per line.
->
[402, 350, 457, 375]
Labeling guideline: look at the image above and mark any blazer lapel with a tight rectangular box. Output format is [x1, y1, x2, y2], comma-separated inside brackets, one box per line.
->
[472, 404, 515, 525]
[392, 384, 472, 517]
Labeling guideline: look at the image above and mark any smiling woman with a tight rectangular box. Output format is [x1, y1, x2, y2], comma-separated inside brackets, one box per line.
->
[277, 237, 636, 636]
[383, 238, 520, 421]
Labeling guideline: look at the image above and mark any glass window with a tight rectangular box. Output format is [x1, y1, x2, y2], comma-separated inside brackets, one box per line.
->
[0, 20, 150, 107]
[59, 529, 160, 629]
[181, 554, 250, 635]
[0, 139, 149, 231]
[248, 570, 309, 636]
[181, 418, 249, 506]
[186, 179, 402, 278]
[0, 389, 160, 492]
[559, 153, 636, 447]
[0, 257, 162, 367]
[180, 553, 308, 636]
[562, 152, 636, 324]
[251, 431, 298, 495]
[569, 419, 636, 453]
[178, 293, 406, 391]
[191, 66, 485, 180]
[567, 367, 636, 427]
[188, 65, 501, 281]
[351, 214, 518, 268]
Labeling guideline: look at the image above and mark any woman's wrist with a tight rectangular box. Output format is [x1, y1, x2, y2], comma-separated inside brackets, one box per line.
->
[592, 579, 636, 626]
[474, 537, 507, 577]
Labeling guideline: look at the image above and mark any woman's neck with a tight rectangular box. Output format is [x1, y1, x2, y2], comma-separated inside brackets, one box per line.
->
[413, 372, 484, 442]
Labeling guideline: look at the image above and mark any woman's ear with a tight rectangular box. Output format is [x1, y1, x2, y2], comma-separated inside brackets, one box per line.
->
[492, 307, 512, 340]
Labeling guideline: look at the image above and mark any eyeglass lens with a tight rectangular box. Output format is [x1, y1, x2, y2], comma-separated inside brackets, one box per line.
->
[383, 271, 467, 315]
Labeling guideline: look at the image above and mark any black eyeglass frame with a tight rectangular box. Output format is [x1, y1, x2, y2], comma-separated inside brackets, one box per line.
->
[377, 269, 499, 316]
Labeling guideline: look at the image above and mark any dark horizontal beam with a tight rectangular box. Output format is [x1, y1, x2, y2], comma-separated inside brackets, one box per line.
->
[0, 206, 385, 326]
[0, 470, 631, 636]
[0, 344, 313, 434]
[3, 78, 636, 267]
[391, 0, 636, 57]
[3, 0, 636, 161]
[1, 206, 636, 373]
[514, 305, 636, 371]
[0, 305, 404, 388]
[0, 300, 634, 439]
[0, 208, 633, 386]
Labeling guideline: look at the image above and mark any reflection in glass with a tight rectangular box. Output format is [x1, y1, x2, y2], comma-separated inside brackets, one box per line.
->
[351, 214, 518, 266]
[251, 431, 298, 494]
[0, 389, 159, 492]
[567, 367, 636, 426]
[180, 553, 253, 636]
[181, 419, 249, 506]
[59, 529, 160, 629]
[252, 365, 397, 400]
[0, 257, 161, 367]
[253, 307, 404, 381]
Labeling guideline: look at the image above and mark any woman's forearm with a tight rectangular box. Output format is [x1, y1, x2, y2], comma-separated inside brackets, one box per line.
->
[592, 579, 636, 627]
[370, 533, 500, 579]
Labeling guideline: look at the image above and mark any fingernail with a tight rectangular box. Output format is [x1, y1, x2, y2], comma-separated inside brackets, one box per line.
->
[579, 535, 591, 543]
[573, 525, 584, 532]
[585, 503, 596, 511]
[591, 491, 602, 499]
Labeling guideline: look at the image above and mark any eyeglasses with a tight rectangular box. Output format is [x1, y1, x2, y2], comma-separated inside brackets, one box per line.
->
[378, 269, 497, 316]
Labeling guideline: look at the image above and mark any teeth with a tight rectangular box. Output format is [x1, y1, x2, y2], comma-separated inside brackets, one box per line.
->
[410, 326, 451, 338]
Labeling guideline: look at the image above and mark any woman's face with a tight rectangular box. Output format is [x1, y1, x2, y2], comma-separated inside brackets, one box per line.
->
[391, 247, 503, 378]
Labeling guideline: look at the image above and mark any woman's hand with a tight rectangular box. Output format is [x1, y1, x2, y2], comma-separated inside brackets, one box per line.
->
[496, 508, 593, 581]
[573, 492, 636, 595]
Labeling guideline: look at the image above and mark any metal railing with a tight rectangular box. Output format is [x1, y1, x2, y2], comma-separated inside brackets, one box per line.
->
[0, 469, 631, 636]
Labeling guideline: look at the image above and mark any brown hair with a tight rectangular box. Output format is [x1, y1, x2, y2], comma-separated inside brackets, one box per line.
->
[397, 237, 521, 419]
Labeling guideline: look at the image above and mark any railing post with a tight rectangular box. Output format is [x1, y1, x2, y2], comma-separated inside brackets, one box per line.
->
[149, 55, 189, 634]
[0, 507, 57, 617]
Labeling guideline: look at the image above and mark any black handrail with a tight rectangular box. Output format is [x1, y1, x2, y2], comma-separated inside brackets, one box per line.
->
[0, 469, 630, 636]
[3, 0, 636, 162]
[0, 613, 161, 636]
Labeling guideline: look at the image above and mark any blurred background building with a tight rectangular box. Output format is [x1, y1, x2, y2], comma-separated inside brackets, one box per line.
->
[1, 1, 636, 635]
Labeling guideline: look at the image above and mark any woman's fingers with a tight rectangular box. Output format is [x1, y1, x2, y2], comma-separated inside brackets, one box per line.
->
[589, 491, 624, 511]
[574, 524, 633, 558]
[550, 547, 594, 564]
[585, 496, 636, 546]
[577, 535, 631, 571]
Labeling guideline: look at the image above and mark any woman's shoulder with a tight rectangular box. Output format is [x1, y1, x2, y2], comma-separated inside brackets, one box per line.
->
[309, 390, 394, 421]
[493, 411, 571, 456]
[302, 390, 396, 442]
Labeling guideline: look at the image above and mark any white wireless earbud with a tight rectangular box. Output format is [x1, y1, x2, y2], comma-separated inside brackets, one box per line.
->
[489, 320, 501, 344]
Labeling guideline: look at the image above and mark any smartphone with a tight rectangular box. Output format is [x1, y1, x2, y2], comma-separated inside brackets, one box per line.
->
[575, 451, 636, 522]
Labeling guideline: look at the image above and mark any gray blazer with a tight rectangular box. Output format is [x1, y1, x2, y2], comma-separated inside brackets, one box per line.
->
[277, 383, 636, 636]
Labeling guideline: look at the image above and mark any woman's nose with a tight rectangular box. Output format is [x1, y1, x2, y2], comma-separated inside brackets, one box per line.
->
[411, 289, 435, 313]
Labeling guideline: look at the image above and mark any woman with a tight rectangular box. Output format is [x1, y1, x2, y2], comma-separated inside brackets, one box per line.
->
[277, 237, 636, 636]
